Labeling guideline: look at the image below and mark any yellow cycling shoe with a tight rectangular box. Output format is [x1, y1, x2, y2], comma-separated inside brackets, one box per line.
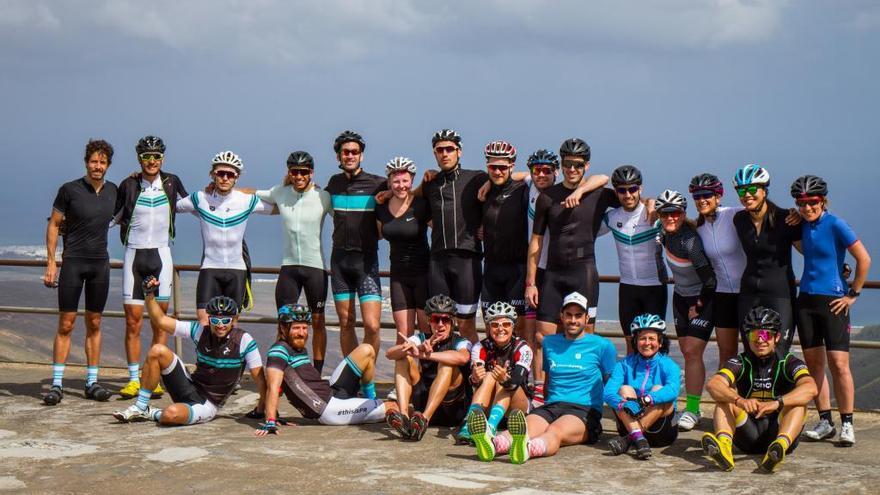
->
[151, 382, 165, 399]
[760, 438, 787, 473]
[701, 432, 735, 472]
[118, 380, 140, 399]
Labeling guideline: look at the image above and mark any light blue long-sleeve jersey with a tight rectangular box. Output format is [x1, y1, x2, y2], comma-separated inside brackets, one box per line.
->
[603, 352, 681, 412]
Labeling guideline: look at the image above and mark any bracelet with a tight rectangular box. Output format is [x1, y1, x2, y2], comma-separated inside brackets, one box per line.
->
[266, 417, 276, 423]
[733, 397, 740, 407]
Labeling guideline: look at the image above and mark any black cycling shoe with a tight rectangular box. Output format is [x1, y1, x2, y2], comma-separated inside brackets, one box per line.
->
[43, 385, 63, 406]
[634, 438, 652, 460]
[84, 382, 111, 402]
[608, 435, 632, 456]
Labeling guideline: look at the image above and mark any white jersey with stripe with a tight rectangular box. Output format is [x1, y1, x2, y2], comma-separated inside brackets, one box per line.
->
[177, 190, 272, 270]
[696, 206, 746, 293]
[126, 176, 173, 249]
[598, 202, 667, 286]
[526, 176, 550, 270]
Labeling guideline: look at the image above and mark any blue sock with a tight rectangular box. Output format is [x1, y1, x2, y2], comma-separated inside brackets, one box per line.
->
[360, 381, 376, 400]
[52, 363, 65, 388]
[487, 404, 506, 434]
[150, 408, 163, 422]
[135, 388, 152, 412]
[127, 363, 140, 382]
[629, 429, 645, 442]
[86, 366, 99, 387]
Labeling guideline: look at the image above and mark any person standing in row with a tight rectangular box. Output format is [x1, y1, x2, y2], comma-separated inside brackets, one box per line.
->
[43, 139, 118, 405]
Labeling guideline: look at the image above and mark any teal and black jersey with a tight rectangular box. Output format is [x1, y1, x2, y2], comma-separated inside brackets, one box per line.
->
[326, 169, 388, 253]
[266, 340, 332, 418]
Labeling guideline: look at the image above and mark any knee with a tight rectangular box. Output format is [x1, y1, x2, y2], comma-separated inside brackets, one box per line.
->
[159, 404, 188, 425]
[827, 358, 851, 376]
[57, 319, 76, 335]
[147, 343, 170, 360]
[356, 343, 376, 360]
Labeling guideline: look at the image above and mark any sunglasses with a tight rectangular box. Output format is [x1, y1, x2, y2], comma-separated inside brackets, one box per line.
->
[692, 190, 715, 200]
[747, 329, 777, 343]
[659, 210, 683, 218]
[340, 149, 361, 156]
[530, 166, 555, 176]
[488, 164, 512, 172]
[561, 161, 585, 170]
[615, 185, 640, 195]
[288, 168, 312, 177]
[209, 316, 233, 326]
[214, 170, 238, 180]
[735, 185, 762, 197]
[139, 153, 163, 161]
[796, 198, 823, 208]
[489, 320, 513, 330]
[434, 146, 458, 154]
[431, 314, 452, 325]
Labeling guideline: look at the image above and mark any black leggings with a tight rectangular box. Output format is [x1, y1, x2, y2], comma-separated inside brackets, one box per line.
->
[58, 257, 110, 313]
[196, 269, 247, 309]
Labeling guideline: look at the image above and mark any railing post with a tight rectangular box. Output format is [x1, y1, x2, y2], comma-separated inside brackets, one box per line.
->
[173, 268, 182, 355]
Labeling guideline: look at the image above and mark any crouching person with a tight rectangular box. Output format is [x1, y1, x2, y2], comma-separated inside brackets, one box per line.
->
[385, 295, 472, 441]
[254, 304, 389, 435]
[702, 306, 818, 473]
[114, 276, 265, 425]
[604, 314, 681, 460]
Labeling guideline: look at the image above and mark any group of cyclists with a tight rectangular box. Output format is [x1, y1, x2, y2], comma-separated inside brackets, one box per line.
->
[42, 129, 870, 473]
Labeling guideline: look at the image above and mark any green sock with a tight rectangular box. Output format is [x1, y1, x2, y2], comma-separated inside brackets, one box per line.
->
[686, 394, 701, 414]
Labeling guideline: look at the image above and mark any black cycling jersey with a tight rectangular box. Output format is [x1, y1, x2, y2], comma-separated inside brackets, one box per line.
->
[532, 185, 619, 269]
[717, 351, 809, 402]
[660, 224, 717, 302]
[376, 196, 431, 274]
[266, 340, 332, 419]
[52, 178, 118, 259]
[423, 166, 489, 254]
[733, 203, 802, 299]
[482, 179, 529, 263]
[325, 169, 388, 253]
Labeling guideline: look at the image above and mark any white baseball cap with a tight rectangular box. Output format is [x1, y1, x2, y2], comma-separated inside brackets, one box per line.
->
[562, 292, 588, 311]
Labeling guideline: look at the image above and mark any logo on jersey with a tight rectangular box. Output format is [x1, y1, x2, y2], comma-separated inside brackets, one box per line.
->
[617, 222, 623, 228]
[575, 353, 582, 360]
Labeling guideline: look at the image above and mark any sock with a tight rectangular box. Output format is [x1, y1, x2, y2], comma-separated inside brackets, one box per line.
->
[360, 381, 376, 400]
[127, 363, 140, 383]
[686, 394, 701, 414]
[150, 408, 163, 422]
[314, 359, 325, 374]
[493, 431, 512, 454]
[841, 413, 853, 425]
[86, 366, 99, 387]
[819, 409, 834, 425]
[775, 433, 792, 450]
[629, 429, 645, 442]
[460, 404, 483, 437]
[487, 404, 506, 434]
[528, 438, 548, 458]
[51, 363, 65, 388]
[135, 388, 152, 412]
[717, 431, 733, 445]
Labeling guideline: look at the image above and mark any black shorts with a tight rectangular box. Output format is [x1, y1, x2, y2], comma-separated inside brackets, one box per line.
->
[618, 283, 668, 336]
[429, 250, 482, 317]
[712, 292, 739, 329]
[330, 249, 382, 304]
[615, 412, 678, 447]
[390, 272, 428, 311]
[57, 257, 110, 313]
[328, 357, 363, 400]
[734, 413, 802, 455]
[275, 265, 328, 313]
[738, 294, 795, 354]
[123, 247, 173, 305]
[672, 293, 714, 341]
[529, 402, 603, 444]
[481, 261, 527, 316]
[796, 293, 851, 352]
[411, 378, 470, 427]
[196, 268, 247, 309]
[162, 356, 209, 406]
[536, 262, 599, 325]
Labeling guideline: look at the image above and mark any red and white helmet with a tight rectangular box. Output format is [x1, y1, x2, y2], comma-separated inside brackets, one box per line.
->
[484, 140, 516, 161]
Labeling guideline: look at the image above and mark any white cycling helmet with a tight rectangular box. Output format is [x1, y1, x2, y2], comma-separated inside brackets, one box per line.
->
[385, 156, 417, 176]
[212, 150, 243, 174]
[656, 189, 687, 212]
[483, 301, 517, 324]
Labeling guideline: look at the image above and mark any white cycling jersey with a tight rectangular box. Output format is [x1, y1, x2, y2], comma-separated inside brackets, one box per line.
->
[598, 202, 667, 286]
[126, 176, 174, 249]
[696, 205, 745, 293]
[526, 177, 549, 270]
[177, 190, 272, 270]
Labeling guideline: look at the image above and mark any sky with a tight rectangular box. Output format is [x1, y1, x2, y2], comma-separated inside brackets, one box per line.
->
[1, 0, 879, 316]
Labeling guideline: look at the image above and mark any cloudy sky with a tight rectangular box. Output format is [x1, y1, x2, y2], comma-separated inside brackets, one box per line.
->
[2, 1, 878, 279]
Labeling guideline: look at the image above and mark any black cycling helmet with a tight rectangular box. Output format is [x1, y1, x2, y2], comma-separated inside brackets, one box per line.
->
[527, 149, 559, 169]
[689, 173, 724, 195]
[136, 135, 165, 155]
[286, 151, 314, 169]
[205, 296, 239, 317]
[790, 175, 828, 198]
[424, 294, 456, 316]
[432, 129, 462, 148]
[278, 303, 311, 323]
[611, 165, 642, 187]
[559, 138, 590, 161]
[333, 130, 365, 153]
[742, 306, 782, 333]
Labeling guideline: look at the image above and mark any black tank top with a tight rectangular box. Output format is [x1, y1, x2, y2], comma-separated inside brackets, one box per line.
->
[376, 196, 430, 274]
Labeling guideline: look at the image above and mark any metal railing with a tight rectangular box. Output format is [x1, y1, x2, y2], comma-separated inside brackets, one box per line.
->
[1, 258, 879, 357]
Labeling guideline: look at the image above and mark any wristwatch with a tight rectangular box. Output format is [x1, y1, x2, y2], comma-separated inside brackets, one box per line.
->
[847, 287, 860, 298]
[776, 396, 785, 409]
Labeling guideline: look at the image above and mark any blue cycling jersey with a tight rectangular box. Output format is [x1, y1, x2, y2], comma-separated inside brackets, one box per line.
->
[603, 352, 681, 412]
[542, 333, 617, 409]
[800, 212, 858, 297]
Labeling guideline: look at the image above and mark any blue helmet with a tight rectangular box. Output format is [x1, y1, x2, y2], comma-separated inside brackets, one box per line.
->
[630, 313, 666, 335]
[734, 164, 770, 187]
[527, 149, 559, 169]
[278, 303, 311, 323]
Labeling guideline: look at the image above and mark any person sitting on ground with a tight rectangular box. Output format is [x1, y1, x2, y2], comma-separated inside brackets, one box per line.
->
[253, 304, 390, 435]
[385, 294, 472, 441]
[604, 313, 681, 460]
[701, 306, 818, 473]
[460, 302, 533, 460]
[490, 292, 617, 464]
[113, 276, 265, 425]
